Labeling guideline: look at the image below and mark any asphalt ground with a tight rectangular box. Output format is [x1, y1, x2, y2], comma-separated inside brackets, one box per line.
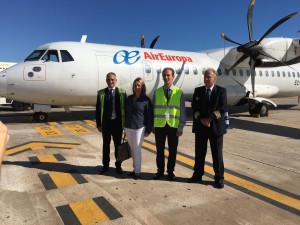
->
[0, 97, 299, 225]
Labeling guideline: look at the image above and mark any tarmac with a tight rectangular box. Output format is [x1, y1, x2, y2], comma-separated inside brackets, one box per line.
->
[0, 97, 299, 225]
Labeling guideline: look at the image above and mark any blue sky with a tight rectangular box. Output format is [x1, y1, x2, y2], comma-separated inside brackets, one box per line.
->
[1, 0, 300, 62]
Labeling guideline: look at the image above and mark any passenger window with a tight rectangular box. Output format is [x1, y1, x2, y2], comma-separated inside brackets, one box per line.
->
[292, 72, 295, 77]
[246, 70, 250, 76]
[61, 50, 74, 62]
[217, 68, 222, 75]
[277, 71, 280, 77]
[265, 71, 269, 77]
[42, 50, 59, 62]
[239, 69, 243, 76]
[298, 72, 300, 78]
[271, 71, 275, 77]
[259, 70, 262, 76]
[193, 67, 198, 75]
[225, 69, 229, 75]
[232, 69, 236, 76]
[288, 72, 291, 77]
[283, 71, 286, 77]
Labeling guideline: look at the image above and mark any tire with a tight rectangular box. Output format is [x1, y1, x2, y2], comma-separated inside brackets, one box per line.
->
[12, 101, 29, 111]
[33, 112, 48, 122]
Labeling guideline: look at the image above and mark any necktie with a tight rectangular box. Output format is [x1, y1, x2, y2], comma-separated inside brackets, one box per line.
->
[205, 89, 211, 115]
[109, 89, 113, 118]
[165, 88, 170, 102]
[206, 88, 211, 101]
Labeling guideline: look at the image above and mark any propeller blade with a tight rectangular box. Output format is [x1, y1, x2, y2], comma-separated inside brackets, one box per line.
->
[227, 54, 249, 72]
[141, 34, 145, 48]
[250, 58, 256, 97]
[150, 35, 160, 49]
[257, 12, 297, 45]
[221, 33, 243, 46]
[258, 50, 296, 70]
[247, 0, 255, 41]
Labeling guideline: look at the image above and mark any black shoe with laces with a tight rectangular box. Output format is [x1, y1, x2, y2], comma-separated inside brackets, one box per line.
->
[215, 180, 224, 189]
[153, 173, 163, 180]
[168, 173, 176, 181]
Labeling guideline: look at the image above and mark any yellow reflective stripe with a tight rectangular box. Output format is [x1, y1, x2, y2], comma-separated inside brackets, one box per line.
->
[49, 172, 78, 188]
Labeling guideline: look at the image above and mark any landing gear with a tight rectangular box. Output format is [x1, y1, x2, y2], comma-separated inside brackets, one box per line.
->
[12, 101, 30, 111]
[33, 112, 48, 123]
[248, 102, 269, 117]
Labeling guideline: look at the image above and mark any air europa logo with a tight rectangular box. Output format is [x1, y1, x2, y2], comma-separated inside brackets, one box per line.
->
[113, 49, 193, 65]
[144, 52, 193, 62]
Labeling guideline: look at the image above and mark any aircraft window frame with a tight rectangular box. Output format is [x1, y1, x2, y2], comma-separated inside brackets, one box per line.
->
[277, 71, 280, 77]
[288, 71, 291, 77]
[60, 50, 74, 62]
[282, 71, 286, 77]
[265, 70, 269, 77]
[24, 50, 47, 61]
[271, 71, 275, 77]
[239, 69, 243, 76]
[232, 69, 236, 76]
[259, 70, 263, 77]
[184, 66, 189, 75]
[246, 70, 250, 76]
[42, 50, 60, 62]
[292, 72, 295, 77]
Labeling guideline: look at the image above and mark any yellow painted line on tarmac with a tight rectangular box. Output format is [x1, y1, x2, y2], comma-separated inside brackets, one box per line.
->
[36, 155, 58, 163]
[49, 172, 78, 188]
[35, 125, 64, 136]
[84, 120, 96, 128]
[63, 124, 93, 134]
[69, 198, 110, 224]
[142, 141, 300, 212]
[48, 122, 59, 126]
[5, 142, 80, 156]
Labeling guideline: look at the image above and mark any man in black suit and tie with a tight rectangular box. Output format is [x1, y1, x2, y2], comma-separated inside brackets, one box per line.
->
[189, 68, 227, 188]
[96, 72, 126, 174]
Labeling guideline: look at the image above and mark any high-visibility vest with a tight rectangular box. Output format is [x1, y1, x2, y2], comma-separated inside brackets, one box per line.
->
[154, 86, 182, 128]
[98, 88, 126, 128]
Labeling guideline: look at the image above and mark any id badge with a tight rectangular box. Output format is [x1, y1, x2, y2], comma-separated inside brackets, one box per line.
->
[165, 112, 170, 119]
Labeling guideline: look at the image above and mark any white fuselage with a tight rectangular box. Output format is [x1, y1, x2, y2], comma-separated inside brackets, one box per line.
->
[0, 40, 299, 107]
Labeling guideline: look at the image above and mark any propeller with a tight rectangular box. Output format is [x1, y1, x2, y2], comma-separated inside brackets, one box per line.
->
[140, 35, 160, 49]
[221, 0, 297, 97]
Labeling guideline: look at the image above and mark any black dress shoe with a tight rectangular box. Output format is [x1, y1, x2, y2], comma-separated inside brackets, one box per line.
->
[134, 174, 141, 180]
[116, 166, 123, 174]
[126, 171, 135, 176]
[215, 180, 224, 189]
[168, 173, 176, 181]
[188, 176, 202, 183]
[101, 166, 109, 173]
[153, 173, 163, 180]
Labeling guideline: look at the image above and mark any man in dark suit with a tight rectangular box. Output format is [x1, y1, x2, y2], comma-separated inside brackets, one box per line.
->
[96, 72, 126, 173]
[189, 68, 227, 188]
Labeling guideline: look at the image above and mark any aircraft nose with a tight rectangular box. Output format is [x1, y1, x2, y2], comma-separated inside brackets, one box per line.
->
[0, 70, 8, 97]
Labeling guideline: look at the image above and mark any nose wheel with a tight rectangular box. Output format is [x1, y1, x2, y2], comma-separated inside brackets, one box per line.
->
[33, 112, 48, 122]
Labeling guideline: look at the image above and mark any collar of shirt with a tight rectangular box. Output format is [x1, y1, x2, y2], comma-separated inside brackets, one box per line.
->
[207, 85, 214, 92]
[164, 85, 173, 91]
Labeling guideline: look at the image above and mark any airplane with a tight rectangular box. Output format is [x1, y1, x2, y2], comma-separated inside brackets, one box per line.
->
[0, 62, 30, 111]
[0, 0, 299, 122]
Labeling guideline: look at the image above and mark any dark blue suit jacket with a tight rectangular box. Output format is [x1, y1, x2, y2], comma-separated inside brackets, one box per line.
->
[192, 85, 227, 136]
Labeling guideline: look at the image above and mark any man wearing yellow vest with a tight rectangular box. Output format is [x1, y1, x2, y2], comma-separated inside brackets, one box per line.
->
[96, 72, 126, 174]
[152, 67, 186, 181]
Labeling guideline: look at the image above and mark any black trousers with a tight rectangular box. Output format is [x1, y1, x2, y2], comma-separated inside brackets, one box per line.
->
[193, 129, 224, 181]
[154, 124, 178, 174]
[102, 119, 123, 167]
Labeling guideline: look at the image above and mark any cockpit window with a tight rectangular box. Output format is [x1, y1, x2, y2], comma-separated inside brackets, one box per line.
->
[61, 50, 74, 62]
[24, 50, 46, 61]
[42, 50, 59, 62]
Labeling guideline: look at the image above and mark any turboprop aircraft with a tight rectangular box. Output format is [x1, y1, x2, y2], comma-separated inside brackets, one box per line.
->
[0, 0, 299, 122]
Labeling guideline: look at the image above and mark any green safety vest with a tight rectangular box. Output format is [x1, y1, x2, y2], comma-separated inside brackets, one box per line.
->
[154, 86, 182, 128]
[98, 88, 126, 128]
